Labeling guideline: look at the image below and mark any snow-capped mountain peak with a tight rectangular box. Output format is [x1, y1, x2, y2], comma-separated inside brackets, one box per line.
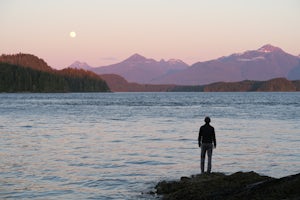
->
[124, 53, 148, 62]
[257, 44, 282, 53]
[68, 61, 93, 70]
[167, 59, 186, 65]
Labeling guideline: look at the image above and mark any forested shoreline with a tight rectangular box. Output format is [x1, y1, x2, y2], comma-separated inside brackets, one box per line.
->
[0, 62, 110, 93]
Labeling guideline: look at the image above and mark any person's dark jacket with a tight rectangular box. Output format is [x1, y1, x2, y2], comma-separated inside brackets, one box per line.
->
[198, 123, 216, 147]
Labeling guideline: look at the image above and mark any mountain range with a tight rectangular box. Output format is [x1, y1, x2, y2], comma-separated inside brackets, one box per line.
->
[69, 54, 188, 84]
[69, 44, 300, 85]
[1, 52, 300, 93]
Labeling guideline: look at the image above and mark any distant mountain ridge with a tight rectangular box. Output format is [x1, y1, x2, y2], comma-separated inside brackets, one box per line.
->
[152, 44, 300, 85]
[94, 53, 189, 84]
[68, 44, 300, 85]
[69, 53, 189, 84]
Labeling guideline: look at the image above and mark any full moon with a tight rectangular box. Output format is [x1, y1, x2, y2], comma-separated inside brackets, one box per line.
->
[69, 31, 76, 38]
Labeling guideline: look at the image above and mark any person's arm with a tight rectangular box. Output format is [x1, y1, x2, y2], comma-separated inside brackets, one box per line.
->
[213, 128, 216, 148]
[198, 127, 202, 148]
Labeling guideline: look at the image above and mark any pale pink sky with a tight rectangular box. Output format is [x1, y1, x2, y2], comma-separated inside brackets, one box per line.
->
[1, 0, 300, 69]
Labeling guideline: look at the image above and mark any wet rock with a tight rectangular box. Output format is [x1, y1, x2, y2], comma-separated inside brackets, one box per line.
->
[180, 176, 191, 181]
[154, 171, 300, 200]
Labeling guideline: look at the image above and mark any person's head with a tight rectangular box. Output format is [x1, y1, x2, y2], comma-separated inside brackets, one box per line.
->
[204, 116, 211, 124]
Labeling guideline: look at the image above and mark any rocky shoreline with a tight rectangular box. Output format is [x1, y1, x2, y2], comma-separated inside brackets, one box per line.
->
[152, 171, 300, 200]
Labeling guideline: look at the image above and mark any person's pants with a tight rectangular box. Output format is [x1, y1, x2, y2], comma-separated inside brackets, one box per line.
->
[201, 143, 213, 173]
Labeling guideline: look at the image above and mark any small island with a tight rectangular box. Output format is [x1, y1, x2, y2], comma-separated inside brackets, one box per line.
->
[153, 171, 300, 200]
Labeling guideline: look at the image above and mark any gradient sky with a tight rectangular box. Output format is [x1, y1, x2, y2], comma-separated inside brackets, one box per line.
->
[1, 0, 300, 69]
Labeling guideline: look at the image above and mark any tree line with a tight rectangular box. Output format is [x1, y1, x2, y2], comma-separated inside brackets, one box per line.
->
[170, 78, 300, 92]
[0, 62, 110, 92]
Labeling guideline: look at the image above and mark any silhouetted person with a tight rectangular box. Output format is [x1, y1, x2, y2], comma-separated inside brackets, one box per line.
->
[198, 117, 216, 173]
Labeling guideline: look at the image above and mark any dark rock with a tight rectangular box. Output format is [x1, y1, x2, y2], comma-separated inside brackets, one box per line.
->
[180, 176, 191, 181]
[154, 171, 300, 200]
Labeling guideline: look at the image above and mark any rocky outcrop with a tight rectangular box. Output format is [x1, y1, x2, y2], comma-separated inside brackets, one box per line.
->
[154, 171, 300, 200]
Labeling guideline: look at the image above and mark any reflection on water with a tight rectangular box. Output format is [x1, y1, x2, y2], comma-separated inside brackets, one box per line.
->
[0, 92, 299, 199]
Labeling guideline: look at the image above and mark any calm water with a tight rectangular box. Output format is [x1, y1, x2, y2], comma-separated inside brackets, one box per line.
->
[0, 92, 299, 199]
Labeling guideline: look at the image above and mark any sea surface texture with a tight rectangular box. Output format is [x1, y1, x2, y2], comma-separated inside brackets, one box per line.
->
[1, 92, 299, 199]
